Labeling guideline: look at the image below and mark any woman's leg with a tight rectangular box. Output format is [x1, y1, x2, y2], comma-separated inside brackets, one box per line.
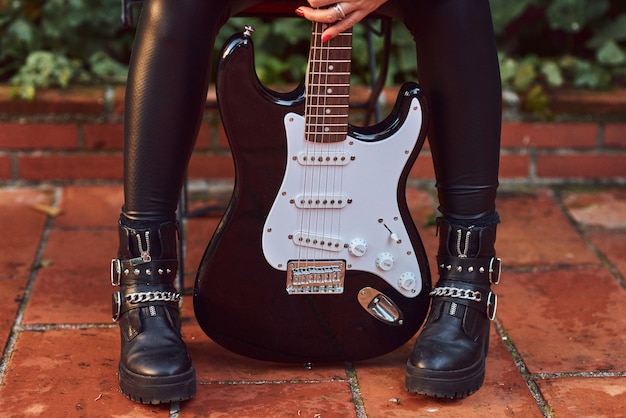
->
[392, 0, 502, 398]
[123, 0, 232, 220]
[113, 0, 232, 404]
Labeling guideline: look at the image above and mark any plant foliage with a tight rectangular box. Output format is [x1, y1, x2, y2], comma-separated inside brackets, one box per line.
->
[0, 0, 134, 99]
[0, 0, 625, 105]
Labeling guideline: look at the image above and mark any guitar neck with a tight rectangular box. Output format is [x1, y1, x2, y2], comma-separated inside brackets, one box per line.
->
[305, 22, 353, 144]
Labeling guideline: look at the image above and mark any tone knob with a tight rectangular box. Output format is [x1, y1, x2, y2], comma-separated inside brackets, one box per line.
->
[398, 272, 417, 291]
[376, 252, 394, 271]
[348, 238, 367, 257]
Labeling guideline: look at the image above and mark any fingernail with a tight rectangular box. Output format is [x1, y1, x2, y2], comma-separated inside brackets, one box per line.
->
[321, 33, 331, 43]
[295, 7, 304, 16]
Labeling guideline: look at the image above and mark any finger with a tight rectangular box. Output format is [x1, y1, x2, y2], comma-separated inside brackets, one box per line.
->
[320, 11, 368, 41]
[297, 5, 347, 24]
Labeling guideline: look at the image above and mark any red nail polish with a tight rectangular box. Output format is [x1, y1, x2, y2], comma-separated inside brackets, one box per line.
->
[321, 33, 331, 43]
[295, 7, 304, 17]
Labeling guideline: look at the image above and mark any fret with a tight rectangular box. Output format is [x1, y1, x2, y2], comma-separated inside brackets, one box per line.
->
[308, 95, 349, 98]
[309, 70, 351, 74]
[306, 90, 346, 97]
[308, 85, 350, 88]
[309, 58, 351, 63]
[306, 124, 349, 129]
[306, 131, 349, 137]
[308, 86, 349, 89]
[307, 112, 348, 115]
[309, 67, 350, 74]
[307, 116, 349, 121]
[306, 122, 348, 125]
[310, 46, 351, 52]
[311, 104, 352, 110]
[306, 129, 348, 133]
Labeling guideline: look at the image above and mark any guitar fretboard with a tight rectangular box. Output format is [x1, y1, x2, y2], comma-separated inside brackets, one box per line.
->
[305, 22, 353, 143]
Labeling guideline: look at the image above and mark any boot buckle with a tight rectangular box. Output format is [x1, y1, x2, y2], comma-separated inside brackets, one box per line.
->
[489, 257, 501, 285]
[112, 291, 122, 321]
[111, 259, 122, 286]
[487, 291, 497, 320]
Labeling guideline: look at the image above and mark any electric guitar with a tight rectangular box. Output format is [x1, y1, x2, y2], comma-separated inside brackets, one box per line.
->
[194, 23, 431, 363]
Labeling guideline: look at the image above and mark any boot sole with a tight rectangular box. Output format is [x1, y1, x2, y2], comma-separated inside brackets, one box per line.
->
[404, 358, 485, 399]
[118, 364, 196, 404]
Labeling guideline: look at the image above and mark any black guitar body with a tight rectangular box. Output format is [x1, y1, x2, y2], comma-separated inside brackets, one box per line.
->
[193, 32, 431, 363]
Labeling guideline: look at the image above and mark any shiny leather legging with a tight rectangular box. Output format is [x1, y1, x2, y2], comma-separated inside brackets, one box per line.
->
[123, 0, 501, 222]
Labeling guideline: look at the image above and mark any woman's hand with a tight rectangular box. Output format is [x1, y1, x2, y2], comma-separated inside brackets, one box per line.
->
[296, 0, 388, 42]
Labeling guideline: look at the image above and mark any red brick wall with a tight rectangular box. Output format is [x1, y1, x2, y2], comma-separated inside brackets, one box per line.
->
[1, 85, 625, 185]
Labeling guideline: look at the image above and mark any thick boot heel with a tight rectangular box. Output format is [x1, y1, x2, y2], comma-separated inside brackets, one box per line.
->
[405, 358, 485, 399]
[119, 364, 196, 404]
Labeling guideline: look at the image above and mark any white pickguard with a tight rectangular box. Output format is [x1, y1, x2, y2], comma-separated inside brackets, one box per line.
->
[262, 97, 424, 298]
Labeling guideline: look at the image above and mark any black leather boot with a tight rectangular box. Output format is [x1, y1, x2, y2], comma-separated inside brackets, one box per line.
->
[111, 219, 196, 404]
[405, 216, 501, 399]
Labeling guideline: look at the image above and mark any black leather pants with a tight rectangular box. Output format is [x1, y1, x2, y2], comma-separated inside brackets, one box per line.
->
[123, 0, 501, 222]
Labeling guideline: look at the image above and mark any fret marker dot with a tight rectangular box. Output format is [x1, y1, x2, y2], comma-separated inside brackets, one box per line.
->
[327, 88, 333, 94]
[329, 65, 334, 71]
[326, 109, 331, 114]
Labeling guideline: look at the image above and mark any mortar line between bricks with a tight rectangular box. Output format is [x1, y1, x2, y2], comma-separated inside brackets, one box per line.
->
[0, 187, 62, 383]
[197, 378, 351, 385]
[16, 323, 117, 332]
[532, 371, 626, 379]
[493, 318, 554, 418]
[345, 362, 367, 418]
[552, 188, 626, 289]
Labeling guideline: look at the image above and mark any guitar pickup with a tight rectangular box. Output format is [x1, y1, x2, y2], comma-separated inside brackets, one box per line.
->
[293, 194, 349, 209]
[296, 150, 352, 166]
[292, 232, 344, 252]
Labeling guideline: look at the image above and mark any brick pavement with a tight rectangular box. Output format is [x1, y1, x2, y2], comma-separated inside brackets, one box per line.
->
[1, 184, 626, 417]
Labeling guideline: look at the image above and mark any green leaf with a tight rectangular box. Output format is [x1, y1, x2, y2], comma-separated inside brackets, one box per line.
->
[572, 60, 611, 89]
[9, 50, 83, 93]
[512, 58, 538, 92]
[541, 60, 564, 87]
[586, 14, 626, 49]
[499, 54, 518, 85]
[89, 51, 129, 82]
[522, 84, 550, 114]
[2, 17, 41, 59]
[546, 0, 609, 33]
[596, 40, 626, 66]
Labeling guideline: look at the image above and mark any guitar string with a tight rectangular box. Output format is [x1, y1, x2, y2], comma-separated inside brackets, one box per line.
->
[318, 22, 332, 264]
[324, 28, 351, 266]
[311, 21, 323, 264]
[334, 30, 351, 266]
[313, 20, 327, 265]
[324, 28, 344, 264]
[299, 20, 322, 267]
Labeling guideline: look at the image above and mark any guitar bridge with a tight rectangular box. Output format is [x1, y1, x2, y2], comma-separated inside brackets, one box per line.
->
[286, 260, 346, 294]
